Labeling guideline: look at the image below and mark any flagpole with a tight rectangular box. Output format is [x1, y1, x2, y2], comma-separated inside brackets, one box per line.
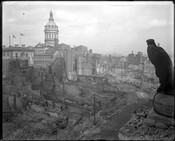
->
[9, 35, 11, 47]
[12, 34, 14, 46]
[20, 33, 21, 47]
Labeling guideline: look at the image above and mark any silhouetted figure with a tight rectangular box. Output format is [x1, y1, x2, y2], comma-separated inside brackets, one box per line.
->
[146, 39, 174, 94]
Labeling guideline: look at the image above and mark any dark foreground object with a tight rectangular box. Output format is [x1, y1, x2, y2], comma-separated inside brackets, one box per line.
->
[153, 91, 174, 118]
[146, 39, 174, 93]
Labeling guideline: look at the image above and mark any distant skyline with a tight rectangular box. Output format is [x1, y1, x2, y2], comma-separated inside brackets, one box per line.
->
[3, 1, 174, 56]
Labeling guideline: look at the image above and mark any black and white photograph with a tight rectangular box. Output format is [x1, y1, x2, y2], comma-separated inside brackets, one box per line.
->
[2, 1, 174, 140]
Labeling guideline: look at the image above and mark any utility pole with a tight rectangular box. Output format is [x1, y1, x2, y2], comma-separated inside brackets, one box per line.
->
[121, 62, 122, 78]
[63, 78, 65, 94]
[14, 94, 16, 110]
[62, 58, 65, 94]
[93, 94, 96, 125]
[140, 62, 145, 88]
[40, 71, 44, 100]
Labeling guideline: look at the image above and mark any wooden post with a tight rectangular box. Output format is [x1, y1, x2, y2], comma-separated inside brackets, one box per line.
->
[53, 102, 55, 109]
[140, 62, 144, 88]
[102, 82, 104, 92]
[63, 79, 65, 94]
[14, 94, 16, 110]
[62, 58, 65, 94]
[93, 94, 96, 125]
[40, 72, 43, 99]
[121, 62, 122, 78]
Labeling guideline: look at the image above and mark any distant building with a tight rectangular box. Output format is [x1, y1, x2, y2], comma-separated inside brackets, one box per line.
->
[33, 44, 60, 68]
[128, 52, 135, 65]
[74, 45, 88, 55]
[136, 51, 143, 64]
[59, 46, 74, 79]
[72, 48, 101, 76]
[59, 43, 71, 50]
[52, 57, 65, 82]
[92, 53, 101, 75]
[2, 46, 34, 65]
[119, 56, 128, 69]
[128, 51, 143, 65]
[70, 45, 91, 76]
[113, 56, 122, 68]
[98, 55, 122, 74]
[33, 10, 101, 78]
[44, 11, 59, 46]
[76, 54, 92, 76]
[82, 62, 92, 76]
[34, 11, 60, 68]
[76, 55, 85, 75]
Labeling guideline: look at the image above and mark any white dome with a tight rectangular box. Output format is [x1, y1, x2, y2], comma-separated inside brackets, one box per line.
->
[45, 11, 58, 29]
[46, 21, 57, 26]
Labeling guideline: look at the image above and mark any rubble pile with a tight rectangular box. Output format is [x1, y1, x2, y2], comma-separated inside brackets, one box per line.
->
[118, 106, 175, 140]
[100, 95, 127, 119]
[3, 109, 54, 140]
[3, 58, 163, 140]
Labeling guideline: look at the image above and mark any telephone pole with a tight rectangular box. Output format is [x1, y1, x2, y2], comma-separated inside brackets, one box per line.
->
[40, 71, 44, 100]
[140, 62, 145, 88]
[93, 94, 96, 125]
[62, 58, 65, 94]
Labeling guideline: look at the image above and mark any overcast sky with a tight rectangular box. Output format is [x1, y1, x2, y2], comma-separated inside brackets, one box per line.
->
[3, 1, 174, 56]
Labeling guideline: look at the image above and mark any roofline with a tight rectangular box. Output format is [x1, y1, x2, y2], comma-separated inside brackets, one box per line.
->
[3, 47, 34, 51]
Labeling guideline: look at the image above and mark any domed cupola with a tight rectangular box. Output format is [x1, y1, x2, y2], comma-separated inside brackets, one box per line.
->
[44, 11, 59, 47]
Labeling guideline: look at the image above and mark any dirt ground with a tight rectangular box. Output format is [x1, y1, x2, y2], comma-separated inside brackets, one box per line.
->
[3, 71, 159, 140]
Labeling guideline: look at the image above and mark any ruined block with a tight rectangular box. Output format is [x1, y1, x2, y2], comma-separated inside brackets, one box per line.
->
[143, 119, 155, 127]
[31, 104, 44, 112]
[155, 122, 167, 129]
[48, 112, 58, 118]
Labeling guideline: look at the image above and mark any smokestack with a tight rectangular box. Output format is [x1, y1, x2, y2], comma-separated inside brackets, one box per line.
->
[157, 43, 160, 47]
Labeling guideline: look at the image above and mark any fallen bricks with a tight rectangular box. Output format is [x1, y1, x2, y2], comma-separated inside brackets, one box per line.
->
[74, 116, 83, 127]
[118, 106, 174, 140]
[49, 117, 69, 135]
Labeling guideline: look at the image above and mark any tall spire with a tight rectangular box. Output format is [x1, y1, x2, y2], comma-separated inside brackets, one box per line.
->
[49, 10, 54, 21]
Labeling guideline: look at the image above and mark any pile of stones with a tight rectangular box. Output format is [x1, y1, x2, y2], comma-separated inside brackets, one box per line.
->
[118, 106, 174, 140]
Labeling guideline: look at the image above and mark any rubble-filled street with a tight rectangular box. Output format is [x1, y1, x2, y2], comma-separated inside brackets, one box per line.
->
[3, 60, 166, 140]
[3, 75, 127, 140]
